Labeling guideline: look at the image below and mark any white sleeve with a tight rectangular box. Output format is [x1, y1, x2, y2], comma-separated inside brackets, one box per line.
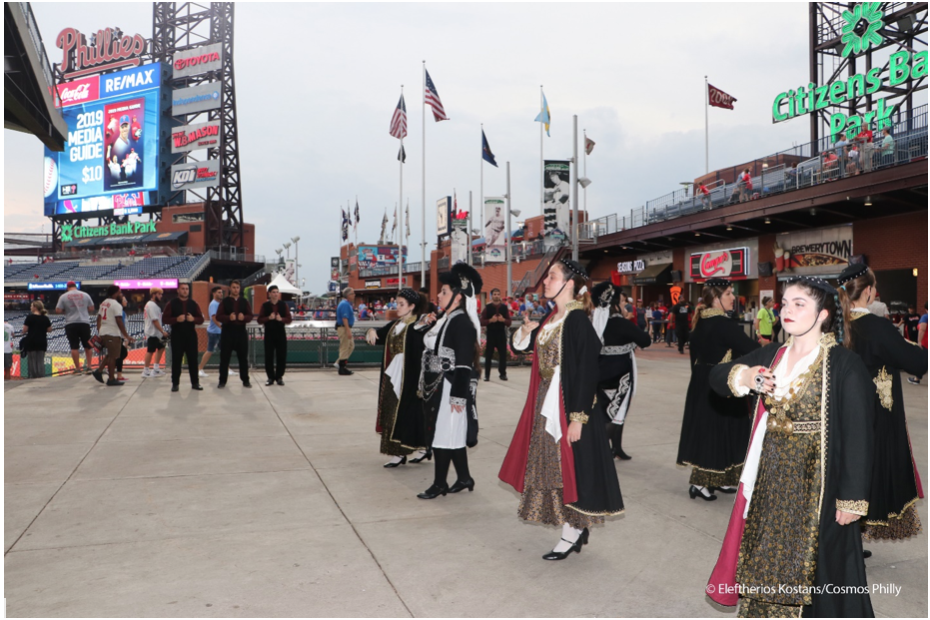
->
[512, 328, 532, 351]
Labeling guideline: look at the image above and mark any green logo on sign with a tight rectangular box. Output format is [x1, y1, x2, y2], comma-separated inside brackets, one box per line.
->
[840, 3, 884, 58]
[61, 223, 74, 243]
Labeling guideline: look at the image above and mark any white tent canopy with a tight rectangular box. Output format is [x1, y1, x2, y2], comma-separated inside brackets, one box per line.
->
[266, 273, 301, 296]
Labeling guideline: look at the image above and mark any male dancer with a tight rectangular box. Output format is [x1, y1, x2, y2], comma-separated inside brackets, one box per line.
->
[162, 282, 205, 392]
[257, 285, 293, 386]
[480, 287, 511, 381]
[217, 279, 252, 388]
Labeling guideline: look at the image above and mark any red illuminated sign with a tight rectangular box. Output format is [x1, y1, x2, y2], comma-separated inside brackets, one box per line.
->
[55, 75, 99, 107]
[56, 27, 146, 80]
[689, 247, 749, 280]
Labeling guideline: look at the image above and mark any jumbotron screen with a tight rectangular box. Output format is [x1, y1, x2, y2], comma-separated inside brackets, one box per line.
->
[44, 63, 162, 218]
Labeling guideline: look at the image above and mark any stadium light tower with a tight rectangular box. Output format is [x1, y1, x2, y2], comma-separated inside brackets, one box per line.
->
[291, 236, 300, 284]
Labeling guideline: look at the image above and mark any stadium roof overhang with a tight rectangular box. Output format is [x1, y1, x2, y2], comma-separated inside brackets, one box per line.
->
[4, 3, 68, 151]
[583, 159, 928, 258]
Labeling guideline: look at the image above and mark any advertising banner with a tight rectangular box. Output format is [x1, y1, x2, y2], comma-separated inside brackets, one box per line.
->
[357, 246, 406, 268]
[170, 160, 220, 192]
[114, 278, 179, 289]
[483, 196, 506, 262]
[450, 228, 469, 265]
[543, 160, 570, 233]
[689, 247, 750, 280]
[28, 282, 80, 291]
[171, 121, 221, 153]
[774, 225, 853, 276]
[44, 63, 161, 217]
[436, 197, 451, 236]
[172, 82, 221, 115]
[172, 43, 222, 79]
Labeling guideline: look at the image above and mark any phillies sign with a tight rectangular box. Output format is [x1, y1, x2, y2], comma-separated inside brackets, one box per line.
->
[56, 27, 146, 80]
[171, 121, 221, 153]
[689, 247, 749, 279]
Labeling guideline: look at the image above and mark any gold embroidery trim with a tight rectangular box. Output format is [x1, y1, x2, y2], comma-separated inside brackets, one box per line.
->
[727, 364, 749, 397]
[836, 499, 869, 516]
[874, 366, 893, 411]
[569, 412, 589, 424]
[700, 308, 725, 319]
[719, 349, 732, 364]
[791, 420, 822, 433]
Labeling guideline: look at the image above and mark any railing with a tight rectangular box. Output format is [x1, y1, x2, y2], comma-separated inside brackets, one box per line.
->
[207, 249, 266, 264]
[586, 107, 927, 242]
[186, 252, 213, 281]
[514, 244, 561, 297]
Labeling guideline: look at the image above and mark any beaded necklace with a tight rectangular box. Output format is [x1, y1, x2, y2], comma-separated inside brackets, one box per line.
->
[764, 344, 825, 434]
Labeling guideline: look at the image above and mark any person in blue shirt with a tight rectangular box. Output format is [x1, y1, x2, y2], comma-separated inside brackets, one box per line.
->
[199, 286, 223, 378]
[650, 304, 664, 343]
[336, 287, 356, 375]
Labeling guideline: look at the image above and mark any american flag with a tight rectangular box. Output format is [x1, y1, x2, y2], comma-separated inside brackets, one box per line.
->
[390, 94, 407, 139]
[425, 69, 449, 122]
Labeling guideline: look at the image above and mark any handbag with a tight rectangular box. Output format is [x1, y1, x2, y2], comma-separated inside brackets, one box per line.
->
[18, 336, 29, 358]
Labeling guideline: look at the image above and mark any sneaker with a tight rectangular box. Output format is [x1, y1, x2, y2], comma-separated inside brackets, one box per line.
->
[171, 384, 179, 392]
[199, 370, 209, 378]
[141, 368, 153, 378]
[907, 377, 921, 385]
[106, 378, 124, 387]
[152, 368, 165, 377]
[92, 369, 105, 384]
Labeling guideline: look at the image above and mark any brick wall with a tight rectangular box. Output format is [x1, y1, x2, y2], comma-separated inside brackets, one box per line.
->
[853, 211, 928, 306]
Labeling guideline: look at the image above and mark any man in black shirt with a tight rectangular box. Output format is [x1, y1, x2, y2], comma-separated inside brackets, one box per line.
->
[257, 285, 293, 386]
[162, 282, 205, 392]
[480, 287, 511, 381]
[672, 299, 691, 355]
[216, 279, 253, 388]
[904, 304, 921, 342]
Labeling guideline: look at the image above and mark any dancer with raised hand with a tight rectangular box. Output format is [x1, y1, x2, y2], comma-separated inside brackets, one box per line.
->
[500, 259, 623, 561]
[590, 280, 652, 460]
[677, 278, 760, 501]
[836, 263, 927, 543]
[366, 288, 431, 468]
[416, 264, 482, 500]
[706, 276, 874, 617]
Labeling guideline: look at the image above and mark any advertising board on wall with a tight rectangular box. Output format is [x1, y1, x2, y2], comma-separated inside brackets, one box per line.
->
[44, 63, 161, 217]
[171, 121, 221, 153]
[170, 160, 220, 191]
[689, 247, 751, 280]
[543, 160, 570, 233]
[172, 82, 221, 115]
[357, 245, 406, 268]
[483, 196, 506, 262]
[774, 225, 853, 276]
[436, 197, 451, 236]
[172, 43, 222, 79]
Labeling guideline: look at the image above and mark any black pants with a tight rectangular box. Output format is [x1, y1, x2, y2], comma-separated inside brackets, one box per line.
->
[264, 333, 287, 380]
[171, 334, 199, 387]
[676, 328, 689, 354]
[115, 345, 128, 373]
[484, 331, 507, 379]
[219, 328, 250, 384]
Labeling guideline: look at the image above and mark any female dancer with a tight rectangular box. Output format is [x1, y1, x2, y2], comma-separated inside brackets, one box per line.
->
[706, 276, 874, 617]
[416, 263, 481, 499]
[591, 280, 652, 459]
[499, 259, 623, 560]
[365, 288, 430, 468]
[837, 263, 927, 541]
[677, 278, 759, 500]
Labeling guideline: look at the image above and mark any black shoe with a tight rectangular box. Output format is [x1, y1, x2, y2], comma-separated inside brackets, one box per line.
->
[417, 484, 449, 499]
[483, 377, 490, 382]
[106, 378, 124, 387]
[409, 449, 432, 464]
[243, 382, 252, 388]
[266, 379, 275, 386]
[383, 456, 407, 468]
[449, 478, 475, 493]
[711, 486, 738, 494]
[92, 369, 105, 384]
[192, 384, 203, 391]
[863, 549, 872, 559]
[276, 378, 284, 386]
[217, 382, 226, 389]
[500, 375, 508, 381]
[581, 528, 589, 545]
[907, 377, 921, 385]
[689, 485, 717, 501]
[614, 450, 632, 461]
[171, 384, 179, 392]
[542, 537, 583, 561]
[339, 366, 354, 376]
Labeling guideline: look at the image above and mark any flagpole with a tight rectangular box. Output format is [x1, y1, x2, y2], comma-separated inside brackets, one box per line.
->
[480, 124, 484, 247]
[705, 75, 709, 174]
[354, 196, 358, 248]
[421, 61, 427, 291]
[539, 85, 544, 217]
[583, 128, 587, 215]
[468, 190, 473, 267]
[399, 82, 404, 294]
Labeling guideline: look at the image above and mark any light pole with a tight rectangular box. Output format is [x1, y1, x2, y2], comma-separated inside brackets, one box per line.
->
[291, 236, 300, 285]
[572, 115, 579, 262]
[283, 242, 291, 261]
[505, 161, 512, 298]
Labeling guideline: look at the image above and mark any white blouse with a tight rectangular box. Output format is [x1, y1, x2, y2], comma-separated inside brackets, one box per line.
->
[514, 312, 570, 442]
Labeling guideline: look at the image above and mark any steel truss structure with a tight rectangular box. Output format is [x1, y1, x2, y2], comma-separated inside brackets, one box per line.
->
[810, 2, 928, 152]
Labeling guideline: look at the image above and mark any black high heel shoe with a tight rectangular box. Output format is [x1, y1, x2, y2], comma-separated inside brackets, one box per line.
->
[542, 536, 583, 561]
[417, 484, 449, 499]
[614, 449, 632, 461]
[581, 528, 589, 545]
[711, 486, 737, 494]
[689, 485, 717, 501]
[448, 478, 475, 493]
[409, 449, 432, 464]
[383, 456, 407, 469]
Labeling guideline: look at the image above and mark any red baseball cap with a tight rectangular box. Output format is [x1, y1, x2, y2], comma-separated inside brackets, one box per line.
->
[67, 281, 76, 287]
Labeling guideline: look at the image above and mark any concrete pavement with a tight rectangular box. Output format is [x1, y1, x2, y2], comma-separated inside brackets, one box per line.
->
[4, 347, 927, 617]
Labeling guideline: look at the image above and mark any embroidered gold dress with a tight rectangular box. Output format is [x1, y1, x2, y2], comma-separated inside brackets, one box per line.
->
[373, 316, 427, 456]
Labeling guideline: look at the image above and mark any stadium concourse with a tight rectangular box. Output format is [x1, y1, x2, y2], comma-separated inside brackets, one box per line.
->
[4, 347, 926, 617]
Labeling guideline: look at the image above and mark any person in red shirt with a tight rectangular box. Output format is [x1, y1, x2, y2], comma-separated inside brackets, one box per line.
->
[739, 169, 753, 202]
[698, 183, 711, 209]
[822, 151, 839, 181]
[856, 126, 874, 172]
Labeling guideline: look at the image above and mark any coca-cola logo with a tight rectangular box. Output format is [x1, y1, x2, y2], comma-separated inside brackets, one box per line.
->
[174, 52, 220, 71]
[55, 76, 99, 107]
[60, 83, 89, 103]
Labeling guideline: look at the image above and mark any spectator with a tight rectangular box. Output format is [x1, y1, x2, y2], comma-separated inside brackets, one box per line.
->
[908, 302, 927, 385]
[755, 296, 778, 345]
[93, 285, 132, 387]
[845, 145, 859, 176]
[786, 163, 799, 188]
[867, 290, 890, 318]
[880, 128, 895, 165]
[855, 124, 874, 172]
[524, 296, 535, 317]
[4, 320, 15, 380]
[904, 304, 921, 342]
[199, 287, 223, 379]
[336, 287, 356, 376]
[739, 168, 753, 202]
[636, 301, 647, 332]
[822, 151, 839, 181]
[142, 287, 169, 378]
[665, 307, 677, 347]
[55, 281, 95, 374]
[650, 303, 664, 343]
[698, 182, 711, 209]
[672, 299, 691, 354]
[358, 301, 369, 320]
[22, 301, 53, 378]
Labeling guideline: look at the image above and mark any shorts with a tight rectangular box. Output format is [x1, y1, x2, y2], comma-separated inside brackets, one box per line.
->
[4, 352, 12, 370]
[146, 336, 166, 353]
[207, 332, 221, 353]
[100, 335, 122, 364]
[65, 323, 92, 350]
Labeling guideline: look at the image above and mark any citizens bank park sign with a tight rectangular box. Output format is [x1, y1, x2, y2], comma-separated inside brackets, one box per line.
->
[171, 121, 221, 153]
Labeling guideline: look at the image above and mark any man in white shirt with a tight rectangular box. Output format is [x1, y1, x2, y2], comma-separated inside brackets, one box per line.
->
[55, 281, 95, 373]
[867, 290, 890, 318]
[93, 285, 133, 386]
[142, 287, 169, 377]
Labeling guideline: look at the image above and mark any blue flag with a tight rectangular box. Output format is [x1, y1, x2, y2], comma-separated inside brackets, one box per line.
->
[482, 130, 498, 167]
[535, 91, 551, 137]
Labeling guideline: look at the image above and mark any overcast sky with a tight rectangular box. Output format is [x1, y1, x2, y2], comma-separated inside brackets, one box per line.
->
[6, 3, 919, 292]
